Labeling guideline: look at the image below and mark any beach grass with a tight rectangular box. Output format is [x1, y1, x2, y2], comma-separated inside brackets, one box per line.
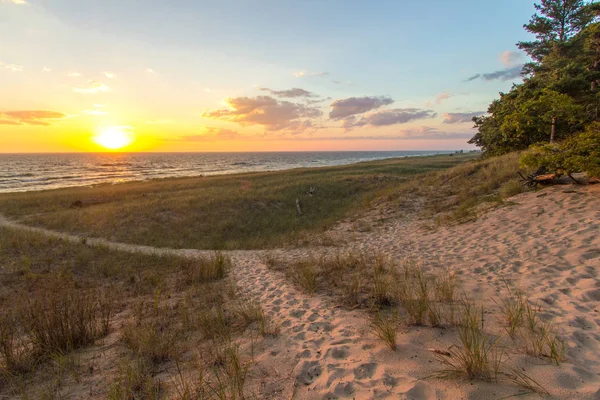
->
[0, 154, 476, 250]
[0, 227, 269, 398]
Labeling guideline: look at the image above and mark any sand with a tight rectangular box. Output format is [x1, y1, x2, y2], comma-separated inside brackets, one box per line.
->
[1, 183, 599, 399]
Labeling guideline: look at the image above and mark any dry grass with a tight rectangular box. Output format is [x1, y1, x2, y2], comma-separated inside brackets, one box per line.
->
[0, 227, 269, 399]
[496, 281, 565, 365]
[383, 152, 531, 226]
[0, 154, 475, 250]
[434, 301, 548, 395]
[370, 313, 398, 350]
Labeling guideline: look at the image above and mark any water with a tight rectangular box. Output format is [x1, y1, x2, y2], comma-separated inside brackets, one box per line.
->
[0, 151, 455, 193]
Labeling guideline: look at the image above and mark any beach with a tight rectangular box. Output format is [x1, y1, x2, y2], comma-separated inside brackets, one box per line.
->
[0, 155, 598, 399]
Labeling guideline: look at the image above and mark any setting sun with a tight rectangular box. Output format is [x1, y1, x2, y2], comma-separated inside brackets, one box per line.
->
[92, 126, 134, 150]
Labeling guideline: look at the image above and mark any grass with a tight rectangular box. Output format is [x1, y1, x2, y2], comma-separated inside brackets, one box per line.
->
[384, 152, 531, 226]
[370, 313, 398, 350]
[434, 301, 548, 395]
[496, 281, 566, 365]
[0, 154, 476, 249]
[0, 226, 270, 399]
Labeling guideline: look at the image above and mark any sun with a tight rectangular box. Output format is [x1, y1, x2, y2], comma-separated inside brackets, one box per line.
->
[92, 126, 134, 150]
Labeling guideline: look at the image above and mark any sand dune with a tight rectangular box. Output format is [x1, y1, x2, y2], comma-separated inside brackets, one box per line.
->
[1, 184, 598, 399]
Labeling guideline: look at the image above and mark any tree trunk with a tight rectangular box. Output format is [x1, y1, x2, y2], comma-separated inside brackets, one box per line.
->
[550, 116, 556, 143]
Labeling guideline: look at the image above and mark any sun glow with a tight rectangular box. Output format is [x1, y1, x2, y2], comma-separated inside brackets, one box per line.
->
[92, 126, 134, 150]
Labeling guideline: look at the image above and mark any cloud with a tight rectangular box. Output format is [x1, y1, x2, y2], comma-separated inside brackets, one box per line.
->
[435, 92, 451, 105]
[146, 68, 156, 74]
[331, 80, 354, 85]
[203, 95, 322, 132]
[329, 96, 394, 120]
[104, 71, 116, 78]
[42, 67, 51, 72]
[172, 127, 242, 141]
[443, 111, 486, 124]
[0, 110, 66, 126]
[1, 0, 27, 4]
[273, 129, 473, 141]
[499, 51, 524, 67]
[73, 81, 110, 94]
[466, 65, 523, 82]
[83, 108, 108, 116]
[0, 119, 21, 125]
[293, 71, 329, 78]
[343, 108, 437, 129]
[68, 72, 81, 77]
[0, 62, 23, 72]
[259, 87, 317, 98]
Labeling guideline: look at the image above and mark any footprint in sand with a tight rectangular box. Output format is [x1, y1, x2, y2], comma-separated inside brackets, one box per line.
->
[296, 361, 323, 385]
[353, 363, 378, 380]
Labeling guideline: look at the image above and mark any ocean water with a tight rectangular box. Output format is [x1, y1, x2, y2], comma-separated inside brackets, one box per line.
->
[0, 151, 455, 193]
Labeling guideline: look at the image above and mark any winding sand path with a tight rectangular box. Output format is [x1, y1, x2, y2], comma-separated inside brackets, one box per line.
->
[2, 183, 600, 399]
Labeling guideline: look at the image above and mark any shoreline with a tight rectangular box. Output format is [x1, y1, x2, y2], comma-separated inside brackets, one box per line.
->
[0, 151, 473, 195]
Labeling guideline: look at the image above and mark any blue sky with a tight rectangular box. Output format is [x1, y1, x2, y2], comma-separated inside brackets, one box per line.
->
[0, 0, 537, 152]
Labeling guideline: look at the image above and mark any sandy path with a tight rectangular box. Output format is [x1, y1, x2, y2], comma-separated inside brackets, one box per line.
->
[0, 213, 427, 398]
[2, 184, 599, 399]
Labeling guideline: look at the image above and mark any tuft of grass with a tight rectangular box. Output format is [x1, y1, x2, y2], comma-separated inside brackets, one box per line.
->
[494, 282, 525, 339]
[370, 313, 398, 350]
[521, 301, 565, 365]
[294, 261, 318, 295]
[108, 358, 161, 400]
[434, 301, 548, 395]
[434, 267, 457, 303]
[13, 283, 114, 366]
[180, 252, 231, 286]
[435, 302, 504, 380]
[397, 262, 431, 325]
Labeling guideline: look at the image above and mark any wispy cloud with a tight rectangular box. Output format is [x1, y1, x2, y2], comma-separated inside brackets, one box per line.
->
[83, 107, 108, 116]
[466, 65, 523, 82]
[343, 108, 437, 129]
[293, 71, 329, 78]
[499, 51, 524, 67]
[73, 81, 110, 94]
[1, 0, 27, 4]
[272, 129, 473, 141]
[68, 72, 81, 77]
[203, 95, 322, 132]
[171, 127, 242, 141]
[42, 67, 51, 72]
[0, 62, 24, 72]
[146, 68, 156, 74]
[329, 96, 394, 120]
[104, 71, 116, 79]
[435, 92, 452, 105]
[0, 110, 66, 126]
[259, 87, 318, 98]
[443, 111, 486, 124]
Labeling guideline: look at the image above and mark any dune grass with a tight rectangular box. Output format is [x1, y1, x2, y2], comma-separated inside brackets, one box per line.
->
[0, 154, 475, 250]
[383, 151, 529, 226]
[0, 227, 271, 399]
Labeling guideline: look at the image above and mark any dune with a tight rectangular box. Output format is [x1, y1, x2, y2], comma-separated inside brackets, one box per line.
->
[1, 183, 598, 398]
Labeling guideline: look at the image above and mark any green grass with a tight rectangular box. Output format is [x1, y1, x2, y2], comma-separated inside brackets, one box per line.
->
[0, 154, 475, 249]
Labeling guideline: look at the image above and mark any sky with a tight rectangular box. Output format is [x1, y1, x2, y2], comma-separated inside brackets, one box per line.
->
[0, 0, 537, 152]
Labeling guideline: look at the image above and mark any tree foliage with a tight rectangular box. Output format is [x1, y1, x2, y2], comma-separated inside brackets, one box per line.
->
[470, 0, 600, 156]
[520, 122, 600, 177]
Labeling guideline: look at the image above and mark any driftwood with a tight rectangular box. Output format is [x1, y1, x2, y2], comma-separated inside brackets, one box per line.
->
[518, 171, 557, 187]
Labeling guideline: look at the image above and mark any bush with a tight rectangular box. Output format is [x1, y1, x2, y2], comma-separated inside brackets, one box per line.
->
[520, 123, 600, 178]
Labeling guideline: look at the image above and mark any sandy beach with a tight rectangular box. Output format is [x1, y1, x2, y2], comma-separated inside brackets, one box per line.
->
[1, 183, 598, 399]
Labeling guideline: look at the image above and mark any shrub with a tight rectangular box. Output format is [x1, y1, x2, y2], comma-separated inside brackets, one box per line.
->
[520, 122, 600, 178]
